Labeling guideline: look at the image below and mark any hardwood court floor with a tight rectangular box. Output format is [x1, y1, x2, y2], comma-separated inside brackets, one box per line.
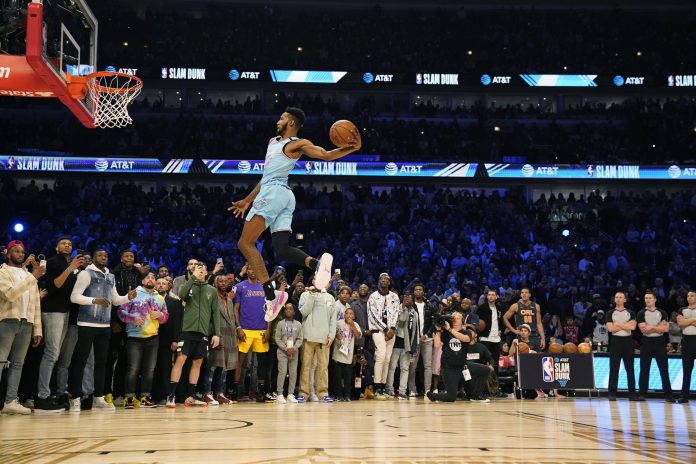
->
[0, 397, 694, 463]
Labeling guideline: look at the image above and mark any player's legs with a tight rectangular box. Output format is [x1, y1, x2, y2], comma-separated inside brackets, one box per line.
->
[271, 231, 317, 269]
[237, 215, 271, 283]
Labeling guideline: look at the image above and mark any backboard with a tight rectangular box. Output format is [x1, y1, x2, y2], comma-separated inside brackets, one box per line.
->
[0, 0, 100, 127]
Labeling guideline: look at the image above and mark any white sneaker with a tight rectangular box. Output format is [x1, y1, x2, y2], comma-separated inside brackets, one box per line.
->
[286, 394, 298, 403]
[93, 396, 116, 410]
[314, 253, 333, 289]
[69, 398, 81, 413]
[276, 395, 287, 404]
[409, 392, 417, 398]
[203, 394, 219, 406]
[309, 393, 320, 402]
[264, 291, 288, 322]
[2, 399, 31, 415]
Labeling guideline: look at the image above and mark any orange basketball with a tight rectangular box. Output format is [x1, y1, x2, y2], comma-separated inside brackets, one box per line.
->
[549, 342, 563, 354]
[518, 342, 530, 353]
[563, 342, 578, 353]
[578, 342, 592, 354]
[330, 120, 357, 147]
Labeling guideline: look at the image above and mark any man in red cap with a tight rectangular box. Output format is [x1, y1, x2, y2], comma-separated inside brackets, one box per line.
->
[0, 240, 45, 415]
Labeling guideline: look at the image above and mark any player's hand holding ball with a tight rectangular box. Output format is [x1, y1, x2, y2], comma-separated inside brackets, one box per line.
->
[330, 120, 361, 150]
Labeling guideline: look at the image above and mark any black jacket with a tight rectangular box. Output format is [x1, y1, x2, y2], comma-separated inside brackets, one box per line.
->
[477, 302, 504, 338]
[40, 254, 78, 313]
[160, 294, 183, 345]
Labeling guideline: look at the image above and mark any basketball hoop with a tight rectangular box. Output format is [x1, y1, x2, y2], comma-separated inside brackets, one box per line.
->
[71, 71, 143, 129]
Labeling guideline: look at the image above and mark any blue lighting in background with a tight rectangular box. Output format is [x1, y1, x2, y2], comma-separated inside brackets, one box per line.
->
[562, 229, 570, 237]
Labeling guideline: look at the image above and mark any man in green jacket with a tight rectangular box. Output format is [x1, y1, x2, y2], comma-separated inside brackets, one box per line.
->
[166, 263, 220, 408]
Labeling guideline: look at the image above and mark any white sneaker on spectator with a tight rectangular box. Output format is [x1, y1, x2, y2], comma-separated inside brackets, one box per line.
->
[93, 396, 116, 410]
[409, 392, 417, 398]
[69, 398, 81, 413]
[286, 394, 298, 403]
[2, 399, 31, 415]
[276, 395, 287, 404]
[314, 253, 333, 289]
[203, 394, 219, 406]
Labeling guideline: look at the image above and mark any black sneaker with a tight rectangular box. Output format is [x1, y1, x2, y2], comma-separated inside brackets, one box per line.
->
[81, 395, 93, 410]
[57, 393, 70, 411]
[665, 396, 676, 404]
[677, 397, 689, 404]
[124, 397, 136, 409]
[34, 396, 65, 414]
[228, 392, 238, 404]
[426, 391, 436, 402]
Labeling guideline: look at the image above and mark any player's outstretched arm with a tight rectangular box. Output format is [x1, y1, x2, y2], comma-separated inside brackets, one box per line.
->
[289, 128, 361, 161]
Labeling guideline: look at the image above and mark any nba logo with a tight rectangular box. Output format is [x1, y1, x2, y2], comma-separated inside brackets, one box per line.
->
[587, 164, 594, 177]
[305, 161, 312, 173]
[161, 67, 168, 79]
[416, 73, 423, 85]
[667, 75, 675, 87]
[542, 357, 555, 382]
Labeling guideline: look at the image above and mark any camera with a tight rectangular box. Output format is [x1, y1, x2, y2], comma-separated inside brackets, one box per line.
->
[434, 312, 453, 327]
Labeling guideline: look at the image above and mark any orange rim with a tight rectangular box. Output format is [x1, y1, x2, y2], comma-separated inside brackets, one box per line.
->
[68, 71, 143, 96]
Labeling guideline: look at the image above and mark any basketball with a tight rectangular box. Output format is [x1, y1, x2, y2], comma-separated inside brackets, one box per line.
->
[578, 342, 592, 354]
[330, 120, 357, 147]
[563, 342, 578, 353]
[518, 342, 530, 353]
[549, 342, 563, 354]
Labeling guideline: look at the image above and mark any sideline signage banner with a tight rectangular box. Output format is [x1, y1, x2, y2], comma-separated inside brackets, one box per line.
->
[517, 353, 595, 390]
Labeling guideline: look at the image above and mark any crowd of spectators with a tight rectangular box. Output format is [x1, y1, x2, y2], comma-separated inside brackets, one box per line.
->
[86, 4, 696, 75]
[3, 175, 696, 320]
[1, 96, 695, 164]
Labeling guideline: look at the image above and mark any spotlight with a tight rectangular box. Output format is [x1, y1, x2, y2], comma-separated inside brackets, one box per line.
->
[13, 223, 24, 233]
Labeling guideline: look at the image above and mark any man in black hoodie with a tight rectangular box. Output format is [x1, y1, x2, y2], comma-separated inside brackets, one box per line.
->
[152, 276, 182, 403]
[35, 236, 84, 413]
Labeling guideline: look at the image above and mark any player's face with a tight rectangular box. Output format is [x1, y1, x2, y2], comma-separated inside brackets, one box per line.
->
[276, 113, 290, 136]
[521, 289, 530, 300]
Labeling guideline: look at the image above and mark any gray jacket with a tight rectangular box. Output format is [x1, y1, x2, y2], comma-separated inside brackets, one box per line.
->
[396, 305, 420, 354]
[274, 319, 303, 352]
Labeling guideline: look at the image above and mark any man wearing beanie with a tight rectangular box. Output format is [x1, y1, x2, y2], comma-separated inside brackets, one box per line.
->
[0, 241, 45, 414]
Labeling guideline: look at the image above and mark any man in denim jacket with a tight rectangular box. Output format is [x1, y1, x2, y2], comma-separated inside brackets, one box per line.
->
[69, 249, 134, 412]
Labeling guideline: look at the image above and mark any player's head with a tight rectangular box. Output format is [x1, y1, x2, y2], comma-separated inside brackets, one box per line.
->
[277, 107, 305, 136]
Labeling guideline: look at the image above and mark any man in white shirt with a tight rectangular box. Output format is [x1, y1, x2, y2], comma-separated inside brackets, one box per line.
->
[68, 249, 134, 412]
[367, 273, 400, 400]
[478, 289, 502, 375]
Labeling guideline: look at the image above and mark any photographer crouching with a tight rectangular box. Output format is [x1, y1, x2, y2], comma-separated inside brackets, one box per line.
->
[427, 311, 491, 403]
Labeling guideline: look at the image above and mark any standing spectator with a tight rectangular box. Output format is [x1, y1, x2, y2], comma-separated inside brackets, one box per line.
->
[636, 291, 674, 402]
[573, 293, 593, 326]
[668, 311, 682, 352]
[107, 250, 147, 406]
[0, 241, 45, 415]
[298, 279, 337, 403]
[152, 276, 182, 403]
[606, 292, 637, 401]
[171, 258, 198, 298]
[367, 272, 400, 400]
[69, 249, 134, 412]
[332, 307, 362, 401]
[117, 272, 169, 409]
[409, 283, 434, 397]
[478, 289, 503, 372]
[592, 310, 609, 346]
[334, 285, 351, 322]
[54, 251, 94, 410]
[230, 265, 276, 403]
[386, 294, 419, 399]
[166, 263, 221, 408]
[676, 290, 696, 403]
[202, 274, 238, 405]
[35, 237, 83, 413]
[460, 298, 480, 331]
[275, 303, 303, 403]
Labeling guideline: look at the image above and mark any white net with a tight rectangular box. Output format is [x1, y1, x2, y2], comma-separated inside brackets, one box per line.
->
[84, 73, 142, 129]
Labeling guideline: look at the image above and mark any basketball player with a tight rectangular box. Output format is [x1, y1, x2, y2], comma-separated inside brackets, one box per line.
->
[503, 288, 546, 350]
[229, 107, 361, 320]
